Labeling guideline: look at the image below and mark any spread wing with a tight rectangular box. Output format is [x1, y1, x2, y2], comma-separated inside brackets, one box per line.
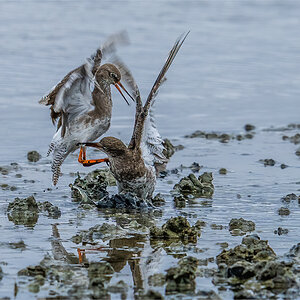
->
[140, 102, 167, 167]
[39, 31, 130, 133]
[129, 32, 189, 160]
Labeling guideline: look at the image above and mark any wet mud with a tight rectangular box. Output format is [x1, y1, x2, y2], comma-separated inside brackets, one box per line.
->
[1, 122, 300, 299]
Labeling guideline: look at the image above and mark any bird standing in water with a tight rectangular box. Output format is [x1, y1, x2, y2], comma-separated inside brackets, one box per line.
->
[79, 33, 188, 200]
[39, 32, 134, 185]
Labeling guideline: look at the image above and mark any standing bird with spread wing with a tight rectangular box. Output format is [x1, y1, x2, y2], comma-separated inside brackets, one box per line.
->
[39, 32, 135, 185]
[78, 33, 188, 200]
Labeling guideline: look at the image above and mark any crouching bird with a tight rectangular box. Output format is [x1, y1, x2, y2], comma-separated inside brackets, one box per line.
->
[39, 32, 134, 185]
[79, 33, 189, 200]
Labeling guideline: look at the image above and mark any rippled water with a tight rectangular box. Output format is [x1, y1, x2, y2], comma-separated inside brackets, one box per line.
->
[0, 1, 300, 299]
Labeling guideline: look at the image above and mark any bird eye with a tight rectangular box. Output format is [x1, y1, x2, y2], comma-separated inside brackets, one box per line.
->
[110, 73, 118, 80]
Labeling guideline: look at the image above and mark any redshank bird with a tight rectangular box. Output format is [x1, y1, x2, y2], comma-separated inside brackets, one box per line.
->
[78, 33, 188, 200]
[39, 32, 135, 185]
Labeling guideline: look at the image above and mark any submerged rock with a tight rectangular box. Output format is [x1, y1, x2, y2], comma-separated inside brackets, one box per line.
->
[274, 227, 289, 235]
[282, 133, 300, 145]
[185, 128, 255, 143]
[214, 235, 299, 298]
[27, 151, 41, 162]
[229, 218, 255, 235]
[219, 168, 227, 175]
[259, 158, 276, 166]
[72, 223, 126, 244]
[0, 267, 2, 281]
[173, 172, 214, 198]
[165, 256, 199, 294]
[150, 216, 200, 243]
[38, 201, 61, 218]
[7, 196, 39, 226]
[281, 193, 299, 203]
[278, 207, 290, 216]
[244, 124, 255, 132]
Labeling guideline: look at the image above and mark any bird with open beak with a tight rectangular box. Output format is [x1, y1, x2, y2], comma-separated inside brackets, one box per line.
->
[39, 32, 135, 185]
[78, 33, 189, 200]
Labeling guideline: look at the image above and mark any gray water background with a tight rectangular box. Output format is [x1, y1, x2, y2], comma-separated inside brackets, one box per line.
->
[0, 1, 300, 299]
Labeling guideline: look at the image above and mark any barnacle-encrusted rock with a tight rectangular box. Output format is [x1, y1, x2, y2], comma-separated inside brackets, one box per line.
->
[70, 169, 115, 202]
[229, 218, 255, 235]
[173, 172, 214, 198]
[165, 256, 199, 294]
[38, 201, 61, 218]
[7, 196, 61, 226]
[214, 235, 299, 298]
[7, 196, 39, 226]
[216, 235, 276, 266]
[27, 151, 41, 162]
[150, 216, 200, 243]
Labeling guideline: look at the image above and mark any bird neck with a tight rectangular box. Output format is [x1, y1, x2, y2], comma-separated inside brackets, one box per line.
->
[91, 80, 112, 117]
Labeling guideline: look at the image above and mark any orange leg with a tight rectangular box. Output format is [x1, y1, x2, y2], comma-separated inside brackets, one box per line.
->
[78, 146, 109, 167]
[77, 247, 105, 263]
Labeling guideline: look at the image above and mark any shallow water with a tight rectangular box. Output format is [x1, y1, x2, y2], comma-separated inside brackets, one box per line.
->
[0, 0, 300, 299]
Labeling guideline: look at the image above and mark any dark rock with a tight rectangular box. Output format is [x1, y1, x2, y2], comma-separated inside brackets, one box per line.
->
[27, 151, 41, 162]
[165, 256, 199, 294]
[280, 163, 288, 169]
[162, 138, 175, 159]
[214, 235, 299, 298]
[219, 168, 227, 175]
[244, 124, 255, 132]
[18, 265, 46, 277]
[229, 218, 255, 233]
[278, 207, 290, 216]
[0, 267, 2, 281]
[281, 193, 298, 203]
[259, 159, 275, 166]
[210, 224, 224, 230]
[274, 227, 289, 235]
[96, 192, 152, 210]
[173, 172, 214, 198]
[70, 169, 114, 202]
[38, 201, 61, 218]
[173, 195, 186, 208]
[150, 216, 200, 243]
[7, 196, 39, 227]
[151, 193, 166, 207]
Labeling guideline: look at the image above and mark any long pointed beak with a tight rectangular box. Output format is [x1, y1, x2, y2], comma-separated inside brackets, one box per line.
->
[114, 82, 135, 105]
[77, 142, 102, 150]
